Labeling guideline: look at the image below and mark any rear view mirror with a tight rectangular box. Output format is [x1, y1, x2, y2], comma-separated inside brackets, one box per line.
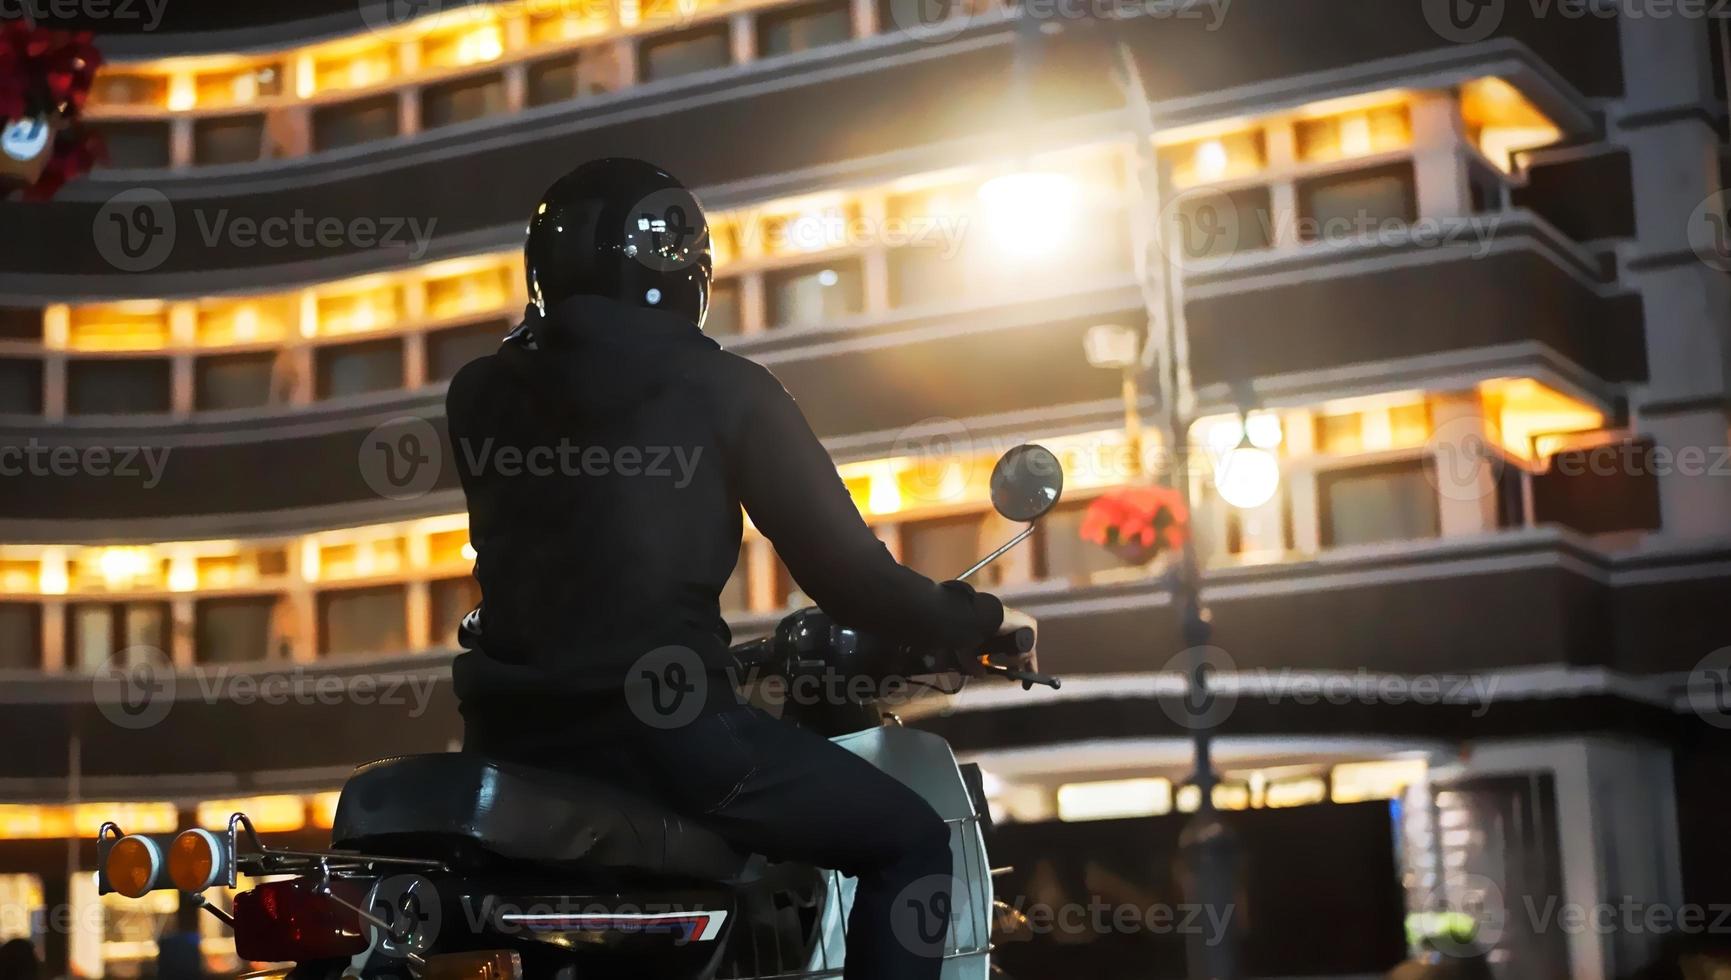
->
[989, 445, 1064, 523]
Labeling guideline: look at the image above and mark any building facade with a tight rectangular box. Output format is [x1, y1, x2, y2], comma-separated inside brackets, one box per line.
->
[1, 0, 1729, 977]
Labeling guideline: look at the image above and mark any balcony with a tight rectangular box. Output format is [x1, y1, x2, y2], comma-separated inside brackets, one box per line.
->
[0, 526, 1720, 798]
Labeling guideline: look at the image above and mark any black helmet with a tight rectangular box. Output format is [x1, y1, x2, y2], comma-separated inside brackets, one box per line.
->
[523, 157, 712, 329]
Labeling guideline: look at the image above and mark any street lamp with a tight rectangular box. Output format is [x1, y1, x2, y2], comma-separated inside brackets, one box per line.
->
[991, 9, 1248, 978]
[977, 169, 1081, 259]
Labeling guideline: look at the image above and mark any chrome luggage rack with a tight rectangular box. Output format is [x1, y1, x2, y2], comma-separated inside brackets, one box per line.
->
[98, 810, 448, 891]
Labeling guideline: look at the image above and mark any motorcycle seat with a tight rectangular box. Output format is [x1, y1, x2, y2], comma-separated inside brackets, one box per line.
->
[330, 753, 750, 881]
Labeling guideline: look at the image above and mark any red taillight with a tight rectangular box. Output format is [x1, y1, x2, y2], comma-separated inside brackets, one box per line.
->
[233, 879, 368, 963]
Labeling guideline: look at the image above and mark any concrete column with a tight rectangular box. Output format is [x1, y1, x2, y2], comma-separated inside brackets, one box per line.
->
[739, 272, 768, 335]
[1264, 120, 1301, 248]
[40, 599, 66, 672]
[170, 596, 195, 667]
[1615, 12, 1731, 539]
[1430, 391, 1497, 537]
[1410, 90, 1471, 221]
[398, 87, 421, 137]
[168, 302, 196, 417]
[612, 38, 639, 89]
[286, 543, 320, 663]
[1284, 408, 1321, 554]
[502, 62, 528, 113]
[42, 353, 67, 420]
[1440, 736, 1685, 980]
[850, 0, 879, 38]
[403, 332, 428, 390]
[405, 581, 432, 653]
[729, 12, 756, 65]
[169, 116, 195, 169]
[859, 191, 892, 313]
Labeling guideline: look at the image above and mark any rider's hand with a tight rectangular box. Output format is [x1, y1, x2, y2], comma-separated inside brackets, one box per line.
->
[997, 606, 1038, 644]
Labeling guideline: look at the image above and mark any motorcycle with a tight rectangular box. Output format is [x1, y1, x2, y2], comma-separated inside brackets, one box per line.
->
[96, 444, 1066, 980]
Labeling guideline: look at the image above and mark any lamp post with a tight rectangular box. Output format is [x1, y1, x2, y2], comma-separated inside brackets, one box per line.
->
[981, 10, 1260, 978]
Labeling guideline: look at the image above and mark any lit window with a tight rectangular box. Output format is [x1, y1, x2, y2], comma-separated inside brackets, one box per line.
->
[1056, 778, 1172, 821]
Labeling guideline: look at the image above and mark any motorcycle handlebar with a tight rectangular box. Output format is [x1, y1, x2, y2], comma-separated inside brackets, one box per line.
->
[728, 624, 1059, 690]
[979, 626, 1035, 658]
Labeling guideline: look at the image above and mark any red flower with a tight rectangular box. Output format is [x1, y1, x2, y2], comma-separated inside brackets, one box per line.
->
[1080, 484, 1189, 555]
[0, 19, 104, 199]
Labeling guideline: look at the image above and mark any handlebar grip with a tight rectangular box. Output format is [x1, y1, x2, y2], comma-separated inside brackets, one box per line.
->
[980, 626, 1035, 658]
[729, 637, 775, 670]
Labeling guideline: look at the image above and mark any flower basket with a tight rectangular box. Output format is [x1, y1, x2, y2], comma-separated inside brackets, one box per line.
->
[1080, 484, 1189, 566]
[0, 22, 103, 200]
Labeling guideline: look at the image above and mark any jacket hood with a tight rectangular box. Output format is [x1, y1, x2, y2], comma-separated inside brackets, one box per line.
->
[494, 293, 719, 419]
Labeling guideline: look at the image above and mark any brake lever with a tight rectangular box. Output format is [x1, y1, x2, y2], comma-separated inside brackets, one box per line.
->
[974, 659, 1062, 691]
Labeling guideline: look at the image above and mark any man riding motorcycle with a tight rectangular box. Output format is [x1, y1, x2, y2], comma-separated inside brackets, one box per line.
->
[444, 157, 1036, 980]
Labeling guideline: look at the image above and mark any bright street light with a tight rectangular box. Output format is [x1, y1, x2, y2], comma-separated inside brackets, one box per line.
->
[1213, 441, 1281, 510]
[977, 170, 1081, 259]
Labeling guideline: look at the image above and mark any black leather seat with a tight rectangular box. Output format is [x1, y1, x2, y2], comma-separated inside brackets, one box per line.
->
[331, 754, 749, 881]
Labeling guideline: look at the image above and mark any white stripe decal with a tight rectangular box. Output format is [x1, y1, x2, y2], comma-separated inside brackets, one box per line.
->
[498, 910, 730, 942]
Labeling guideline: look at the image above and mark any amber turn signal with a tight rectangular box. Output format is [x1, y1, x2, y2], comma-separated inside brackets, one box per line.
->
[106, 835, 165, 899]
[168, 828, 227, 892]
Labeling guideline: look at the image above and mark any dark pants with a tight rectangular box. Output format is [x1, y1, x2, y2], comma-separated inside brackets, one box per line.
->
[465, 704, 953, 980]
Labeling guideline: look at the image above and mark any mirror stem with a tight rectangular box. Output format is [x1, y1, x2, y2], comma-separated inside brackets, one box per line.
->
[955, 524, 1037, 582]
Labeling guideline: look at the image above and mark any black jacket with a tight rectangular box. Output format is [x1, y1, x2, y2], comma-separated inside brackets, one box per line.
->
[445, 294, 1003, 719]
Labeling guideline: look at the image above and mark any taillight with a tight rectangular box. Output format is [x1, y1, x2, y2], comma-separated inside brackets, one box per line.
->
[233, 879, 367, 963]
